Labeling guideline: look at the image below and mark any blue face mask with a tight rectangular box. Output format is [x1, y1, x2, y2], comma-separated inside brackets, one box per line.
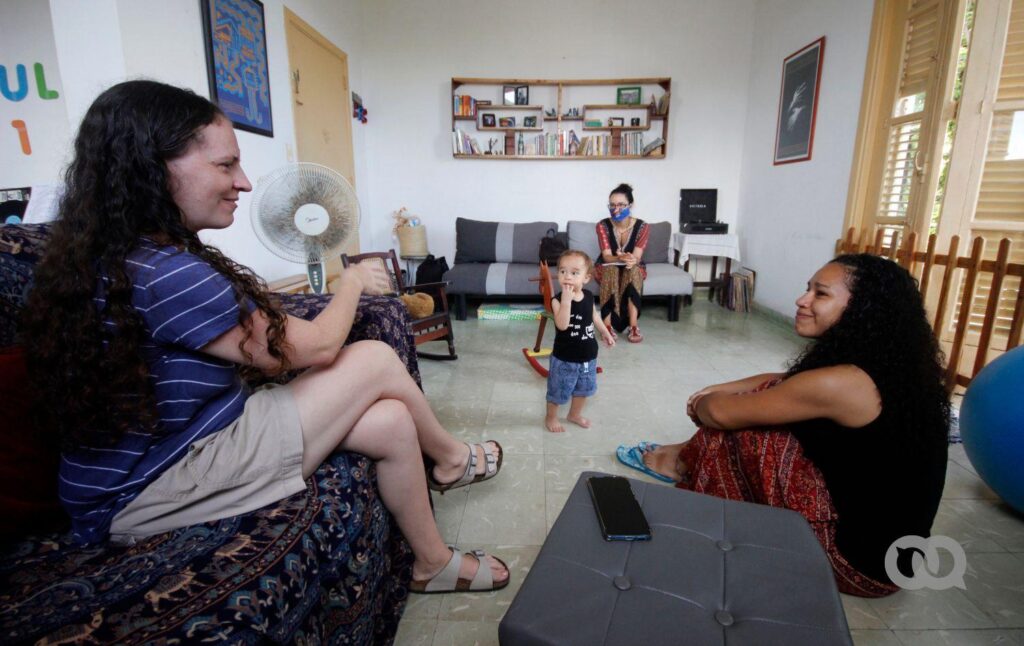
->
[610, 206, 631, 222]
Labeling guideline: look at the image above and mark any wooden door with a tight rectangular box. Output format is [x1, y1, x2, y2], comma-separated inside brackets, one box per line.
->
[284, 8, 359, 274]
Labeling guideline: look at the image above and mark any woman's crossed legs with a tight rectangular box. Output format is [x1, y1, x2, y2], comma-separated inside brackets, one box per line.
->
[289, 340, 508, 587]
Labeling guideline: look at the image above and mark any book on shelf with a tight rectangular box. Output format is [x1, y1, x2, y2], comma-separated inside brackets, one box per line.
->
[657, 92, 671, 116]
[453, 94, 478, 117]
[451, 128, 482, 155]
[642, 137, 665, 156]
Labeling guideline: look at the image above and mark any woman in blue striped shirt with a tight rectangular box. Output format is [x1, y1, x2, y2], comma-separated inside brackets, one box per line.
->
[22, 80, 508, 594]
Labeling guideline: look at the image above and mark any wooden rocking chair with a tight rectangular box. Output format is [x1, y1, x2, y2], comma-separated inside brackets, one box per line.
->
[341, 249, 457, 360]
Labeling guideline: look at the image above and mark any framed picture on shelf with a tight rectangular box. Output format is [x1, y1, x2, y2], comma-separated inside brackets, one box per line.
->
[499, 116, 515, 128]
[774, 36, 825, 165]
[630, 117, 641, 126]
[482, 113, 496, 127]
[504, 85, 529, 105]
[200, 0, 273, 137]
[608, 117, 625, 127]
[523, 116, 537, 127]
[616, 86, 641, 105]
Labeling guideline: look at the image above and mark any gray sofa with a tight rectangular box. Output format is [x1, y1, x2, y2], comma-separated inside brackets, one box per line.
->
[443, 217, 693, 321]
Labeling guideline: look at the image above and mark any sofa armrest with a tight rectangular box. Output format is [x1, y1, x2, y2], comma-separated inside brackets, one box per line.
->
[249, 292, 421, 388]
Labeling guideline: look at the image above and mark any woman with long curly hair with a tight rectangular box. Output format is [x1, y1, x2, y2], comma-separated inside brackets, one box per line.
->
[21, 80, 508, 593]
[618, 254, 949, 596]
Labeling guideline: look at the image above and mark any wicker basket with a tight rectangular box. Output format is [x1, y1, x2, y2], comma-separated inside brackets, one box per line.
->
[396, 225, 428, 256]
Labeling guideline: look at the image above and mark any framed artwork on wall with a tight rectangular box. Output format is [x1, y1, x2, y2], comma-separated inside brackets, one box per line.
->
[773, 36, 825, 165]
[617, 86, 641, 105]
[201, 0, 274, 137]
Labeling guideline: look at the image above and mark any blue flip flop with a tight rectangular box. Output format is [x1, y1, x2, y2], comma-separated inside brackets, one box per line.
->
[615, 442, 676, 483]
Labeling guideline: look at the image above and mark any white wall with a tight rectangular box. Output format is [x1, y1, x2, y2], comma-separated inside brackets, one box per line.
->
[359, 0, 758, 264]
[0, 0, 71, 188]
[736, 0, 873, 318]
[15, 0, 875, 300]
[36, 0, 368, 281]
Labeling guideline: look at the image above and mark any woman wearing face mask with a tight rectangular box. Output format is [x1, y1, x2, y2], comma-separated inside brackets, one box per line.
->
[595, 183, 648, 343]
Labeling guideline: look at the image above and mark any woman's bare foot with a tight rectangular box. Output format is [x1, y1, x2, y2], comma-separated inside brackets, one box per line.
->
[412, 550, 509, 588]
[566, 414, 590, 428]
[641, 443, 688, 481]
[545, 416, 565, 433]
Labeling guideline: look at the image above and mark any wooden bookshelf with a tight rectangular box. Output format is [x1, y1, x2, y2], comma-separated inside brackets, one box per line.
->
[451, 77, 670, 160]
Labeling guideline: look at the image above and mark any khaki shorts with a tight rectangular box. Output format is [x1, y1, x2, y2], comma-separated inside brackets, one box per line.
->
[110, 383, 306, 543]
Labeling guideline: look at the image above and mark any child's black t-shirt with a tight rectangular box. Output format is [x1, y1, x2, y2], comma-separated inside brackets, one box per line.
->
[552, 289, 599, 363]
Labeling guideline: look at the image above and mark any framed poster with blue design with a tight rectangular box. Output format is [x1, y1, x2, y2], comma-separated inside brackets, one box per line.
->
[201, 0, 274, 137]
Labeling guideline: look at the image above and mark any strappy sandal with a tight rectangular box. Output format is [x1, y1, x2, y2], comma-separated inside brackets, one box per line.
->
[628, 326, 643, 343]
[410, 547, 510, 594]
[427, 441, 503, 494]
[616, 442, 677, 483]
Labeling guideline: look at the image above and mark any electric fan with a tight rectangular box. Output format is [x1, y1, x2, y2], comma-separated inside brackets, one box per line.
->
[250, 163, 359, 293]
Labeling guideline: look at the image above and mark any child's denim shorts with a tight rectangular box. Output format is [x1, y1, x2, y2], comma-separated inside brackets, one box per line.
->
[546, 356, 597, 404]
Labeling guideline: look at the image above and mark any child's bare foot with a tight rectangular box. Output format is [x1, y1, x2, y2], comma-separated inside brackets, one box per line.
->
[642, 443, 688, 481]
[566, 414, 590, 428]
[545, 417, 565, 433]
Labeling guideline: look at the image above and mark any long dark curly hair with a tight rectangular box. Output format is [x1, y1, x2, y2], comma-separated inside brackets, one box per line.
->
[787, 254, 950, 445]
[21, 80, 290, 451]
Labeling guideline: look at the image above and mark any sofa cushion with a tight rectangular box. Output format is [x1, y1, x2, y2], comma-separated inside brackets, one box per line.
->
[0, 224, 50, 348]
[645, 221, 673, 264]
[568, 220, 672, 264]
[567, 220, 601, 260]
[0, 345, 66, 540]
[455, 218, 557, 264]
[444, 262, 542, 296]
[644, 264, 694, 296]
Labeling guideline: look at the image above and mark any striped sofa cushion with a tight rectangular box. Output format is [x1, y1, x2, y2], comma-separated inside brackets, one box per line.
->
[454, 218, 557, 264]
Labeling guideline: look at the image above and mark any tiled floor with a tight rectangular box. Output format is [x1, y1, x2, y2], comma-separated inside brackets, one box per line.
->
[395, 299, 1024, 646]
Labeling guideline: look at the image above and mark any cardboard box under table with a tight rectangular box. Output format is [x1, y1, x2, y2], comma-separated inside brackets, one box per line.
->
[499, 472, 852, 646]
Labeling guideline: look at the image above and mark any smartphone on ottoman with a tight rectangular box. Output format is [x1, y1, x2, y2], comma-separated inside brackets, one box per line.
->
[587, 476, 652, 541]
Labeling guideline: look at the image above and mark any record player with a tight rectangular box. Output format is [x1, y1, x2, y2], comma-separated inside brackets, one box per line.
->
[679, 188, 728, 234]
[682, 220, 729, 234]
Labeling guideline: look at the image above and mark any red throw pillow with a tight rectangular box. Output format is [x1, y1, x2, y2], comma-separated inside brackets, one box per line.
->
[0, 346, 66, 540]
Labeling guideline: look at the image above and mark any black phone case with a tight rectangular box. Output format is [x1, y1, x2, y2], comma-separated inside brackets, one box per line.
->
[587, 476, 652, 541]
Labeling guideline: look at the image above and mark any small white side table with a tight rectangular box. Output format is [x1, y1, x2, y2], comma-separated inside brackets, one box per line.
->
[672, 233, 741, 301]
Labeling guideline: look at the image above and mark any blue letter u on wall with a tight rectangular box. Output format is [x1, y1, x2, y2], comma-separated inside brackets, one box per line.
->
[0, 64, 29, 102]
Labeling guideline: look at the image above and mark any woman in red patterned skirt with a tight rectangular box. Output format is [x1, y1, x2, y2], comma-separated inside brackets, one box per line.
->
[595, 183, 649, 343]
[620, 254, 950, 596]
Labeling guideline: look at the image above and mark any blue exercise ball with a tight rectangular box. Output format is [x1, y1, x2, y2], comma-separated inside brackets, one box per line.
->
[960, 345, 1024, 514]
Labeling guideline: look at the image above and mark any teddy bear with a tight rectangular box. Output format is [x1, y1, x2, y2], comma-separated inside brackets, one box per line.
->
[399, 292, 434, 319]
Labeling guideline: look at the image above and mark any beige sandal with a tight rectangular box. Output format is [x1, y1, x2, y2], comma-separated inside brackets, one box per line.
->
[427, 441, 503, 494]
[410, 547, 510, 594]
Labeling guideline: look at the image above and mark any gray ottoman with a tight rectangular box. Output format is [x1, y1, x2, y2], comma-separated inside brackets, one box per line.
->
[499, 472, 852, 646]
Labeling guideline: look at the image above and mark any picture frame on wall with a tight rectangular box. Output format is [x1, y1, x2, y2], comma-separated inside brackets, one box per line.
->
[523, 116, 537, 127]
[200, 0, 274, 137]
[504, 85, 530, 106]
[773, 36, 825, 165]
[616, 86, 641, 105]
[481, 113, 496, 127]
[499, 116, 515, 128]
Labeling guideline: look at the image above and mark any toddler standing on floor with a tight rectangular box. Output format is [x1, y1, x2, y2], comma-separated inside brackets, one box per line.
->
[545, 250, 615, 433]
